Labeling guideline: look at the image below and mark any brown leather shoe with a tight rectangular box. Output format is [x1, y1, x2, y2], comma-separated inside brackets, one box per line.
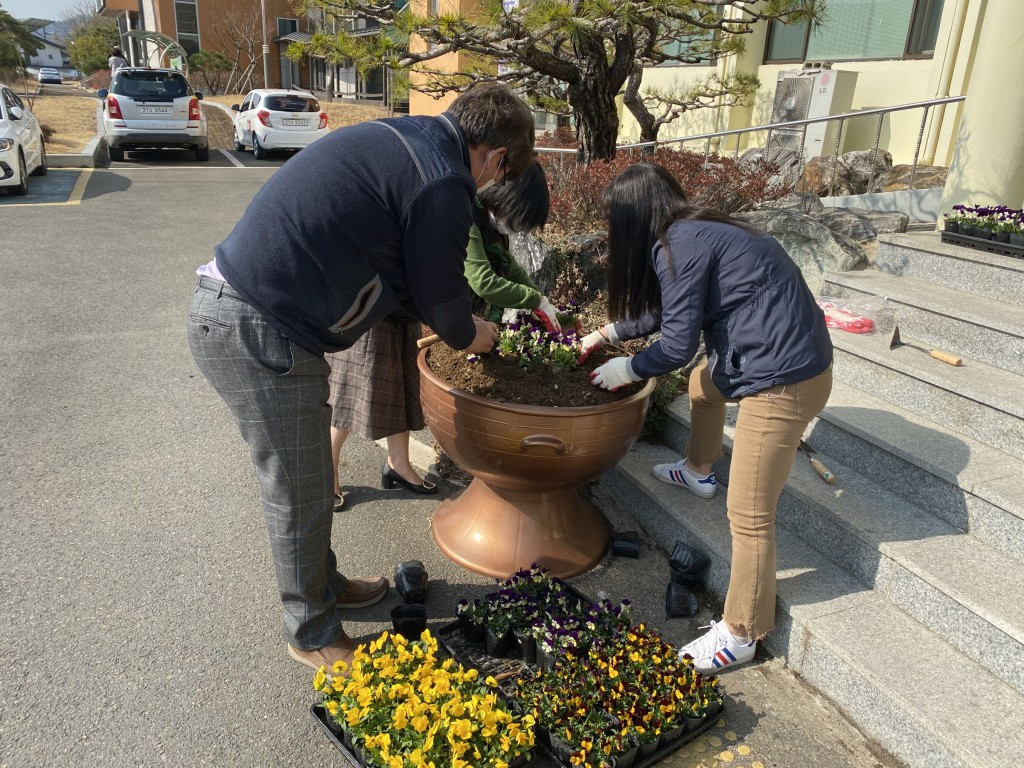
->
[336, 576, 389, 608]
[287, 634, 357, 674]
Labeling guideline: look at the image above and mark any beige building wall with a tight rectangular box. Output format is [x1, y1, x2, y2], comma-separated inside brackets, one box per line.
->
[616, 0, 1006, 169]
[407, 0, 480, 116]
[941, 0, 1024, 211]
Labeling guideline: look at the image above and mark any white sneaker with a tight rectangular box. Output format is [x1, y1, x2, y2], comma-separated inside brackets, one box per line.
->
[678, 620, 756, 673]
[653, 458, 717, 498]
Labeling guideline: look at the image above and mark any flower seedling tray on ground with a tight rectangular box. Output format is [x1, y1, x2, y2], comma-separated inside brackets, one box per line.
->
[310, 573, 725, 768]
[436, 605, 726, 768]
[312, 697, 719, 768]
[310, 705, 365, 768]
[941, 231, 1024, 259]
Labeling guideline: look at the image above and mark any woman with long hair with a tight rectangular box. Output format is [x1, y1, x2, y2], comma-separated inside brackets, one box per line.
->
[580, 163, 833, 672]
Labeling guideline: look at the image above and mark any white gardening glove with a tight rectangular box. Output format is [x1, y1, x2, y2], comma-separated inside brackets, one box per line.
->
[576, 323, 619, 364]
[533, 296, 562, 333]
[589, 356, 642, 391]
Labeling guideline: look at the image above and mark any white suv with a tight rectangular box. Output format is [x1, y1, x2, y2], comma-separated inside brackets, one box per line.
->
[231, 89, 328, 160]
[98, 68, 209, 161]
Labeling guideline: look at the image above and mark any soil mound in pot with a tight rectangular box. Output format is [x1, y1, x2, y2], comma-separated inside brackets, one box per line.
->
[426, 344, 644, 407]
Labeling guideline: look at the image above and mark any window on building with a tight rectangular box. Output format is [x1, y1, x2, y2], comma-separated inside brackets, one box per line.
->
[174, 0, 200, 55]
[764, 0, 945, 63]
[905, 0, 944, 56]
[659, 21, 718, 66]
[277, 18, 299, 38]
[765, 17, 810, 63]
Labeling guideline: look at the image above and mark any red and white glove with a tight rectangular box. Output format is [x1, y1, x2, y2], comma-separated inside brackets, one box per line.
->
[590, 356, 642, 391]
[576, 323, 619, 365]
[533, 296, 562, 334]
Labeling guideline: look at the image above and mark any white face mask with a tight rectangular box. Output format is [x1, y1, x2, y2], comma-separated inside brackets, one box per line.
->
[474, 149, 500, 192]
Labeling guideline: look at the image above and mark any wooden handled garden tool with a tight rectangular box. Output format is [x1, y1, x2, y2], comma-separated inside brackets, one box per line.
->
[417, 334, 441, 349]
[888, 326, 962, 366]
[799, 441, 836, 485]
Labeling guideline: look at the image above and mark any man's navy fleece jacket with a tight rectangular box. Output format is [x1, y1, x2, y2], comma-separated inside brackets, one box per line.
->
[216, 113, 478, 354]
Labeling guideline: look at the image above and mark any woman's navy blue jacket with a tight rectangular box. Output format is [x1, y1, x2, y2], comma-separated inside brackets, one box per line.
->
[612, 219, 832, 398]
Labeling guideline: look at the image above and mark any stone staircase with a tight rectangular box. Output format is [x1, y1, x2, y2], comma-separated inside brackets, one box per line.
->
[603, 231, 1024, 768]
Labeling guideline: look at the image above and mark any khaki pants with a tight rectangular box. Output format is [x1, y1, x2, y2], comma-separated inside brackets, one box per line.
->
[687, 362, 833, 639]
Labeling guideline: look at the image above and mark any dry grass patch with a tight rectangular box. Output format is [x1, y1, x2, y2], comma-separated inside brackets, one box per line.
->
[31, 95, 99, 153]
[203, 94, 389, 131]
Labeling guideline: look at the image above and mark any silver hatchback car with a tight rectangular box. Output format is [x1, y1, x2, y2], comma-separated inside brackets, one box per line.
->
[98, 68, 209, 161]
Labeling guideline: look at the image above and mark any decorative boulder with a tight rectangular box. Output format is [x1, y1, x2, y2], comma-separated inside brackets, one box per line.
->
[739, 146, 805, 192]
[799, 149, 894, 196]
[812, 208, 907, 244]
[870, 164, 948, 192]
[820, 207, 910, 240]
[513, 231, 608, 296]
[838, 149, 894, 195]
[737, 209, 866, 293]
[757, 191, 824, 213]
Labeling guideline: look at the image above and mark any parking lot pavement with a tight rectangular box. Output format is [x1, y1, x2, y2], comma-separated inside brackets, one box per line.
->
[0, 165, 897, 768]
[0, 169, 89, 206]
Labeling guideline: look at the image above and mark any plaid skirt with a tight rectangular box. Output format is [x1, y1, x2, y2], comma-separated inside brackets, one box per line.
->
[325, 320, 424, 440]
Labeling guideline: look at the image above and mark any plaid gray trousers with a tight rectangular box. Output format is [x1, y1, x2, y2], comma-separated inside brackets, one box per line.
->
[187, 276, 349, 650]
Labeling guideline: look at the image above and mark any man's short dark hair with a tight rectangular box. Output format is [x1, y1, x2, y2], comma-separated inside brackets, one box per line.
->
[449, 84, 535, 180]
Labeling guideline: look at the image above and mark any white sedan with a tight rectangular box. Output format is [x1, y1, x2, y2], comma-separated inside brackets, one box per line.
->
[38, 68, 62, 85]
[231, 89, 328, 160]
[0, 83, 47, 196]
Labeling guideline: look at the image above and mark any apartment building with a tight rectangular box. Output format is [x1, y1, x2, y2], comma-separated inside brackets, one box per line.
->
[95, 0, 311, 90]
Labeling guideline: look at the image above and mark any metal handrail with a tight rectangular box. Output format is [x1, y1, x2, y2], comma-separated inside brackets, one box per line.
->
[538, 94, 966, 193]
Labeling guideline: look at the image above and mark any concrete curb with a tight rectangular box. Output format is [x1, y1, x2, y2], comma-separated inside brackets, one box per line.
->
[48, 133, 104, 168]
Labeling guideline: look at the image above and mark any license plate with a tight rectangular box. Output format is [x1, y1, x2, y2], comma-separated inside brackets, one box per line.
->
[138, 106, 172, 115]
[282, 119, 306, 126]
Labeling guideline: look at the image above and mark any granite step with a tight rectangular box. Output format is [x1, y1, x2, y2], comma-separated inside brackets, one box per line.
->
[830, 329, 1024, 460]
[604, 443, 1024, 768]
[821, 269, 1024, 376]
[806, 379, 1024, 561]
[655, 400, 1024, 696]
[875, 232, 1024, 306]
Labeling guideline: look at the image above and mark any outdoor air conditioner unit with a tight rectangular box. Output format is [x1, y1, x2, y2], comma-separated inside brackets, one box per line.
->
[769, 65, 858, 159]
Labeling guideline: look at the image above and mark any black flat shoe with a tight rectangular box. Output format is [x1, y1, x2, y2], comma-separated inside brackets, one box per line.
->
[381, 463, 438, 495]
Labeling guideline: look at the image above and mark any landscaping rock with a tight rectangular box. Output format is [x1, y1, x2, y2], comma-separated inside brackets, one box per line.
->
[737, 209, 867, 293]
[839, 149, 894, 194]
[870, 163, 948, 192]
[519, 231, 608, 295]
[757, 191, 824, 213]
[813, 207, 909, 243]
[799, 149, 894, 196]
[739, 146, 805, 192]
[815, 208, 880, 242]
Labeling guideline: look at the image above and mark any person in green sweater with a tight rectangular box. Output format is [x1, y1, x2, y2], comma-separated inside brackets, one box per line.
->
[467, 162, 561, 332]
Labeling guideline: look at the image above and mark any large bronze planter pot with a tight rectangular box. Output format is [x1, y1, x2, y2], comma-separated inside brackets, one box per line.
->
[419, 348, 656, 579]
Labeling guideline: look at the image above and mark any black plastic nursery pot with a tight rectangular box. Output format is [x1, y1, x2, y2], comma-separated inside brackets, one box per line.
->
[611, 530, 641, 558]
[390, 604, 428, 638]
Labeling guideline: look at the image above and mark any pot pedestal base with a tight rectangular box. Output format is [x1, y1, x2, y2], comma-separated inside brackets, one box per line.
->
[431, 478, 609, 579]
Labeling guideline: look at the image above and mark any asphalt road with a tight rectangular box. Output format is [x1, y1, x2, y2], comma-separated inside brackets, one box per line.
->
[0, 165, 897, 768]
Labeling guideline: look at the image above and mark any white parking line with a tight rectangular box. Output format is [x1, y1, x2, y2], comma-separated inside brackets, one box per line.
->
[220, 149, 245, 168]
